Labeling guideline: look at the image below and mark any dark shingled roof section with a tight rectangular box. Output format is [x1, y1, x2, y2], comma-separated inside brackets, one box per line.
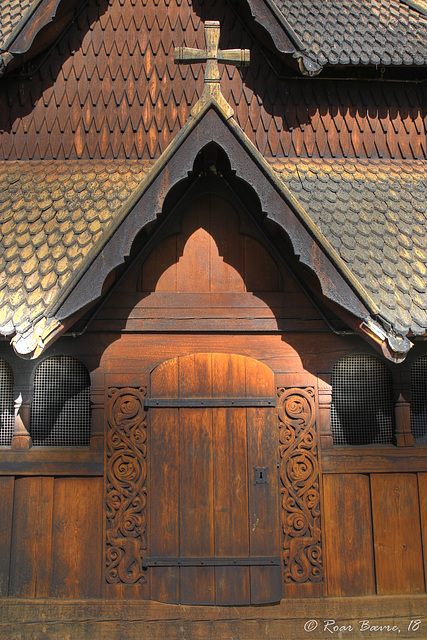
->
[275, 0, 427, 67]
[0, 159, 155, 340]
[269, 157, 427, 337]
[0, 0, 34, 50]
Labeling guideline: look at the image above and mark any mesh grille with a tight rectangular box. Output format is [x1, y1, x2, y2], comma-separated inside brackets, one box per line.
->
[30, 356, 91, 447]
[331, 355, 394, 445]
[0, 359, 14, 447]
[410, 357, 427, 444]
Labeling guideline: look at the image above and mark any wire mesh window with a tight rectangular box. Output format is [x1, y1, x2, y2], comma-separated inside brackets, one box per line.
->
[0, 359, 14, 447]
[330, 355, 394, 445]
[410, 357, 427, 444]
[30, 356, 91, 447]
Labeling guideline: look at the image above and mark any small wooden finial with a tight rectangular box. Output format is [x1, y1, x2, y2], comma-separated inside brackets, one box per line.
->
[174, 20, 250, 118]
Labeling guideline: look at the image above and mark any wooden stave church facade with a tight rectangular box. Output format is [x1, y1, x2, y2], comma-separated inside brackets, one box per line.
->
[0, 0, 426, 637]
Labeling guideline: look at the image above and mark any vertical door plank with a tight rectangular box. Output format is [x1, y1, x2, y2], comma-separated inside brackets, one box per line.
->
[150, 358, 179, 603]
[247, 406, 282, 603]
[212, 353, 245, 398]
[214, 406, 250, 605]
[9, 477, 54, 598]
[0, 477, 14, 597]
[371, 473, 425, 594]
[179, 353, 214, 604]
[418, 473, 427, 589]
[246, 359, 281, 603]
[179, 407, 215, 604]
[178, 352, 212, 398]
[323, 474, 375, 596]
[51, 477, 103, 598]
[213, 354, 249, 604]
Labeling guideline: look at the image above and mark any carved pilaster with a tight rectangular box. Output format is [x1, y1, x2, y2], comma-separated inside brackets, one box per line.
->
[278, 387, 323, 584]
[106, 387, 147, 585]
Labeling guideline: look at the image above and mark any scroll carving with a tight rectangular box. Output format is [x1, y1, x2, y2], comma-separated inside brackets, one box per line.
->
[106, 387, 147, 585]
[278, 387, 323, 584]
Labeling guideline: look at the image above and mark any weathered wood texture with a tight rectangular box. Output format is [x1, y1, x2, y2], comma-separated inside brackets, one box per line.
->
[323, 474, 375, 596]
[93, 191, 326, 334]
[0, 596, 426, 640]
[419, 473, 427, 587]
[0, 449, 103, 476]
[147, 353, 280, 605]
[0, 477, 14, 597]
[4, 477, 103, 599]
[371, 474, 425, 595]
[0, 0, 425, 160]
[50, 477, 103, 598]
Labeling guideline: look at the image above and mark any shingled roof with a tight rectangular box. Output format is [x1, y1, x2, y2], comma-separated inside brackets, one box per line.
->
[277, 0, 427, 67]
[1, 148, 426, 358]
[0, 0, 33, 50]
[0, 159, 155, 354]
[268, 157, 427, 336]
[0, 0, 426, 360]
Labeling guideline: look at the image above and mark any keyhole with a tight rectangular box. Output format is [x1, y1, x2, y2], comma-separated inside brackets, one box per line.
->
[254, 466, 268, 484]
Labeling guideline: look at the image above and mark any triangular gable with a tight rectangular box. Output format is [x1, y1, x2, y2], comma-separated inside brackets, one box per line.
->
[54, 103, 373, 341]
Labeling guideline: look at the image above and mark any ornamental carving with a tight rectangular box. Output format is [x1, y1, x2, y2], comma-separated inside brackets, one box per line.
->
[106, 387, 147, 585]
[278, 387, 323, 584]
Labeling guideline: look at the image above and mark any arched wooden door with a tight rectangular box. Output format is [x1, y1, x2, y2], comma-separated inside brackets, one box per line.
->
[147, 353, 281, 605]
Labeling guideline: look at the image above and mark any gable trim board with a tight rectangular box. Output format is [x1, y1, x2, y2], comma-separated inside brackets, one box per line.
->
[0, 97, 421, 361]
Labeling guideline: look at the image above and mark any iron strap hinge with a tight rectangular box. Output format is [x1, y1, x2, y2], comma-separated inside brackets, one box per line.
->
[142, 556, 281, 569]
[145, 397, 276, 408]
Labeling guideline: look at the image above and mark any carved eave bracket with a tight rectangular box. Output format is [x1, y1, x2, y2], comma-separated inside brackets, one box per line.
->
[10, 316, 63, 360]
[361, 316, 413, 364]
[174, 20, 250, 121]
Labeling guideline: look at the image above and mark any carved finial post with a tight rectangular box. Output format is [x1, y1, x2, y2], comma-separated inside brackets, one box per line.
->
[174, 20, 250, 118]
[11, 390, 32, 450]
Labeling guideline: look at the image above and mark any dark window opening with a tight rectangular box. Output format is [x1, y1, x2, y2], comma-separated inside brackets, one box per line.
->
[331, 355, 394, 445]
[410, 357, 427, 444]
[0, 359, 14, 447]
[30, 356, 91, 447]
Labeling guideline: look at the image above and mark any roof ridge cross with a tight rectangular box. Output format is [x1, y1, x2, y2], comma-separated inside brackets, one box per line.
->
[174, 20, 250, 118]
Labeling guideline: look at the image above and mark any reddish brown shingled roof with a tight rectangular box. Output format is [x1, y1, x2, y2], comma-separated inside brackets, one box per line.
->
[0, 0, 425, 162]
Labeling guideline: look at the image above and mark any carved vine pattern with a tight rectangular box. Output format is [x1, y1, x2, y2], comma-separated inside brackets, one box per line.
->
[106, 387, 147, 585]
[278, 386, 323, 584]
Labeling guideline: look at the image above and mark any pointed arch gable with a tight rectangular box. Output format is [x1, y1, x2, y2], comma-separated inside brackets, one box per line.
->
[56, 107, 370, 333]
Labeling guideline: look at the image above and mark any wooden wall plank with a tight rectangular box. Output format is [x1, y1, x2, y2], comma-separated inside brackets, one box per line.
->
[323, 474, 375, 596]
[150, 359, 180, 603]
[50, 477, 103, 598]
[0, 596, 426, 640]
[418, 473, 427, 587]
[213, 406, 250, 605]
[371, 473, 425, 594]
[9, 477, 54, 598]
[0, 477, 14, 597]
[246, 358, 281, 604]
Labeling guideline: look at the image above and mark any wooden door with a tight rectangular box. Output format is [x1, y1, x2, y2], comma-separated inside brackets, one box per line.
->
[148, 353, 281, 605]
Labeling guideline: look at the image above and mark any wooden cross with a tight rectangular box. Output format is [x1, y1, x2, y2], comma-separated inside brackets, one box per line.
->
[174, 20, 250, 118]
